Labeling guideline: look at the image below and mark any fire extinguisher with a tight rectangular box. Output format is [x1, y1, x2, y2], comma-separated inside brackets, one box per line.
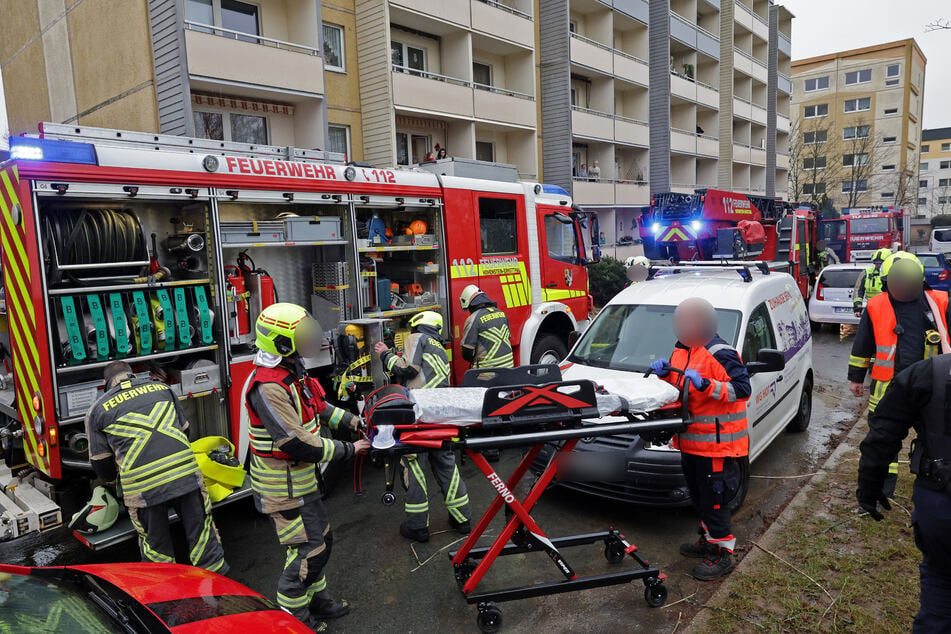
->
[224, 265, 250, 343]
[236, 251, 278, 327]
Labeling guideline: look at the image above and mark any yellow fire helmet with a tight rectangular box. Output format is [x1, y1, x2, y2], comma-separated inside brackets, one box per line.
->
[459, 284, 483, 310]
[871, 247, 893, 264]
[255, 303, 322, 357]
[880, 251, 924, 279]
[191, 436, 245, 503]
[409, 310, 443, 334]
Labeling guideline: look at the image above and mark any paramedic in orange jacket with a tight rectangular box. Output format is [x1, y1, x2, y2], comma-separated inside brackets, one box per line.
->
[650, 297, 751, 581]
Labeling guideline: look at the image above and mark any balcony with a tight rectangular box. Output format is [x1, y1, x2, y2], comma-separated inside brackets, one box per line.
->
[474, 85, 536, 128]
[572, 107, 614, 141]
[390, 0, 470, 26]
[671, 128, 698, 154]
[184, 23, 324, 99]
[570, 33, 614, 73]
[751, 103, 768, 126]
[615, 116, 649, 147]
[671, 74, 719, 109]
[671, 182, 699, 194]
[471, 0, 533, 45]
[750, 146, 767, 165]
[777, 114, 790, 133]
[697, 134, 719, 157]
[733, 49, 767, 84]
[734, 1, 769, 41]
[572, 179, 616, 205]
[614, 50, 649, 86]
[733, 143, 751, 163]
[777, 153, 790, 170]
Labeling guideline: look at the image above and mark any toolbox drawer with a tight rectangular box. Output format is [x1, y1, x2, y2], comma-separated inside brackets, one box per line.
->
[284, 216, 342, 242]
[220, 221, 285, 245]
[171, 363, 221, 397]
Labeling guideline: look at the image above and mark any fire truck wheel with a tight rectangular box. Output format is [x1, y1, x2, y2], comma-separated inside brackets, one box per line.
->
[531, 334, 568, 366]
[476, 603, 503, 633]
[644, 582, 667, 607]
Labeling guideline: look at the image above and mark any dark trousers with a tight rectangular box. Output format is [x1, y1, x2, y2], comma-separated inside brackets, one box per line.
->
[402, 450, 470, 530]
[128, 488, 228, 574]
[912, 485, 951, 634]
[269, 498, 333, 621]
[681, 452, 739, 552]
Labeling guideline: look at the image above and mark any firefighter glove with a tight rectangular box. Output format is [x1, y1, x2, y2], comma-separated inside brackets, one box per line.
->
[683, 369, 704, 390]
[856, 482, 891, 521]
[650, 359, 671, 377]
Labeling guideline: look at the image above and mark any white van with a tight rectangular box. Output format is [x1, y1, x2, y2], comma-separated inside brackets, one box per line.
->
[555, 264, 813, 509]
[931, 227, 951, 254]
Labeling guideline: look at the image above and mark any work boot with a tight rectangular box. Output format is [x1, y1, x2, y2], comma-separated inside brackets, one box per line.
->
[400, 522, 430, 543]
[691, 548, 735, 581]
[679, 535, 719, 559]
[310, 596, 350, 620]
[482, 448, 501, 463]
[282, 608, 327, 632]
[449, 516, 471, 535]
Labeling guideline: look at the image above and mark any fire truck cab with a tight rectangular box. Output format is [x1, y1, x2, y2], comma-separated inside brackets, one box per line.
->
[819, 209, 904, 263]
[0, 124, 595, 546]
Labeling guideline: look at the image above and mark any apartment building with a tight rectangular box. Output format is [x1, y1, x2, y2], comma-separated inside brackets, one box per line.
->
[790, 39, 925, 212]
[918, 127, 951, 219]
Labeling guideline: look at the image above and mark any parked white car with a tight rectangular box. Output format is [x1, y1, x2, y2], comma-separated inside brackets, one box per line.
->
[808, 263, 866, 326]
[552, 264, 814, 510]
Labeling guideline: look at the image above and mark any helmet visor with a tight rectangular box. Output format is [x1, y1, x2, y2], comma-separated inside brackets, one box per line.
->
[295, 317, 323, 357]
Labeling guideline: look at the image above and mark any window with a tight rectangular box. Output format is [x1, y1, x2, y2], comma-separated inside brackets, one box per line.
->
[194, 111, 224, 140]
[940, 178, 951, 188]
[185, 0, 214, 27]
[327, 124, 350, 157]
[845, 69, 872, 85]
[883, 107, 898, 115]
[882, 164, 895, 171]
[844, 97, 871, 112]
[804, 76, 829, 92]
[473, 62, 492, 87]
[570, 88, 577, 106]
[194, 110, 268, 144]
[803, 182, 826, 195]
[841, 180, 868, 193]
[391, 41, 426, 75]
[842, 153, 869, 167]
[803, 156, 826, 170]
[941, 196, 951, 205]
[545, 215, 579, 263]
[881, 192, 894, 198]
[920, 180, 929, 188]
[921, 162, 930, 171]
[843, 125, 870, 140]
[942, 160, 951, 170]
[918, 197, 928, 205]
[322, 24, 345, 71]
[883, 135, 897, 143]
[476, 141, 494, 162]
[886, 63, 901, 77]
[221, 0, 259, 42]
[569, 20, 578, 33]
[479, 198, 518, 255]
[943, 143, 951, 152]
[803, 130, 827, 144]
[922, 144, 930, 152]
[230, 113, 267, 144]
[742, 303, 776, 365]
[804, 104, 828, 118]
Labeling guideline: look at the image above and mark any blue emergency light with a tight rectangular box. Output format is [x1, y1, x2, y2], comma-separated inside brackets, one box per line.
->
[539, 183, 570, 197]
[9, 136, 98, 165]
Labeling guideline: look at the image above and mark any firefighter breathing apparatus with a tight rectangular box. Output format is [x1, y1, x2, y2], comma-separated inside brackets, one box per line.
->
[334, 323, 372, 399]
[68, 485, 120, 534]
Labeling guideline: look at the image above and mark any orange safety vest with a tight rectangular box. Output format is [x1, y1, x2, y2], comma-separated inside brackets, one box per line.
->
[866, 290, 950, 382]
[667, 343, 749, 458]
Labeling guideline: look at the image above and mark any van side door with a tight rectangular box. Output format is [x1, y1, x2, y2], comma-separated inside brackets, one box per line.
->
[741, 301, 787, 458]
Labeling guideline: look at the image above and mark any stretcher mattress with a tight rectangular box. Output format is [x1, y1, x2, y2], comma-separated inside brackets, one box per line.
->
[409, 376, 679, 426]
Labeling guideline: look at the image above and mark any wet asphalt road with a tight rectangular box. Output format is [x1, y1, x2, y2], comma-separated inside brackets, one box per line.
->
[0, 328, 862, 633]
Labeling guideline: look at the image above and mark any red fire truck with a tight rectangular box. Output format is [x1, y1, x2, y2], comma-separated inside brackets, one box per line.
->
[818, 209, 904, 263]
[639, 188, 817, 298]
[0, 124, 597, 545]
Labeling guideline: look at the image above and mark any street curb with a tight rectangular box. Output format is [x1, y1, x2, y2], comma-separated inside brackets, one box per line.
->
[684, 408, 869, 633]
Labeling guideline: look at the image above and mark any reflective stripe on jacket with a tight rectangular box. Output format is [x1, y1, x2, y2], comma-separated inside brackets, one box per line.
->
[866, 290, 950, 382]
[463, 307, 514, 369]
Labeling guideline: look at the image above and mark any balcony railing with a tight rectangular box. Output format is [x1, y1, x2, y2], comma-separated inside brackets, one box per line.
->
[571, 105, 614, 118]
[573, 177, 648, 185]
[184, 20, 320, 56]
[570, 31, 613, 52]
[734, 1, 768, 26]
[474, 0, 532, 20]
[474, 82, 534, 101]
[671, 70, 720, 93]
[615, 114, 649, 126]
[392, 64, 471, 87]
[614, 47, 649, 66]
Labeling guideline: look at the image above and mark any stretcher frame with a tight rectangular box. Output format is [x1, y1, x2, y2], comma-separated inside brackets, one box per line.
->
[372, 377, 689, 632]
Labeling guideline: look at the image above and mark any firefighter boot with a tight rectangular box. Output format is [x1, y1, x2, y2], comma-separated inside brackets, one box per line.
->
[679, 535, 719, 559]
[692, 548, 735, 581]
[283, 608, 327, 632]
[448, 515, 471, 535]
[310, 595, 350, 620]
[400, 521, 430, 543]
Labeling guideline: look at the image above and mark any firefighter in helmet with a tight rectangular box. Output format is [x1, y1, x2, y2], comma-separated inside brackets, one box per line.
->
[624, 255, 651, 286]
[459, 284, 514, 369]
[246, 303, 370, 631]
[853, 248, 892, 317]
[85, 361, 228, 574]
[374, 311, 472, 543]
[849, 251, 951, 500]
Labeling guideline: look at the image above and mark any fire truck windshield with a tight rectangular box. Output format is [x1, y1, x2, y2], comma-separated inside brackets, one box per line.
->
[849, 217, 890, 235]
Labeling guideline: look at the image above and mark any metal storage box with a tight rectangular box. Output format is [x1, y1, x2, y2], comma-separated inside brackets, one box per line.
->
[284, 216, 342, 242]
[59, 379, 105, 418]
[171, 363, 221, 397]
[220, 221, 285, 245]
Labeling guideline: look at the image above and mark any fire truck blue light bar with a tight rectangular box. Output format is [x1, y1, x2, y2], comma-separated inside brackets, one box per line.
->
[9, 136, 98, 165]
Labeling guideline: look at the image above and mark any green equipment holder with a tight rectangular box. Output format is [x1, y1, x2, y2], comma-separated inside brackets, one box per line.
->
[60, 296, 86, 364]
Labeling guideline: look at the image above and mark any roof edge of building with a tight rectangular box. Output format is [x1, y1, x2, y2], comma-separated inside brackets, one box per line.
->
[791, 38, 924, 71]
[922, 127, 951, 142]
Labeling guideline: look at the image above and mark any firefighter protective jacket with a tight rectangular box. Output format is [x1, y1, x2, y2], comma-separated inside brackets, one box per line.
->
[854, 266, 884, 303]
[86, 376, 201, 508]
[381, 326, 451, 388]
[461, 305, 514, 368]
[665, 337, 752, 458]
[849, 291, 950, 384]
[246, 363, 356, 512]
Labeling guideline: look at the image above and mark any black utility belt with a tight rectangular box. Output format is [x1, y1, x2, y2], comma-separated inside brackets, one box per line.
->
[915, 459, 951, 493]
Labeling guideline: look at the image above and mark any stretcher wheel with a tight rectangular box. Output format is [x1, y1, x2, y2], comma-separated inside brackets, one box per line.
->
[381, 491, 397, 506]
[604, 541, 626, 564]
[476, 603, 503, 633]
[644, 583, 668, 608]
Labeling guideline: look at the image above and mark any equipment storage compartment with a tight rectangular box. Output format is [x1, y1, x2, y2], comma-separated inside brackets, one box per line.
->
[220, 220, 285, 245]
[284, 215, 342, 242]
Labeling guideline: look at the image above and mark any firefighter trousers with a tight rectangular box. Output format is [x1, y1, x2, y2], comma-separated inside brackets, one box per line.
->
[402, 450, 470, 531]
[869, 379, 900, 497]
[681, 453, 739, 553]
[912, 485, 951, 633]
[269, 498, 334, 621]
[128, 488, 228, 574]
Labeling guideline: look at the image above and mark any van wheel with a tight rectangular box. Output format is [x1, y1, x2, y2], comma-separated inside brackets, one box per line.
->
[786, 379, 813, 433]
[531, 334, 568, 366]
[726, 457, 751, 514]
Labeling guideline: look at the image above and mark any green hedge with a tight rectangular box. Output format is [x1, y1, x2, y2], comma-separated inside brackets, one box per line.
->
[588, 256, 627, 308]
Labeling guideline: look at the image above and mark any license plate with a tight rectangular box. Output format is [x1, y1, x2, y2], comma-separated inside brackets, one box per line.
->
[834, 306, 852, 314]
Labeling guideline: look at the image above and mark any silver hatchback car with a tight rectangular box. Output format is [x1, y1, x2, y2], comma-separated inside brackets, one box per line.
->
[808, 263, 866, 325]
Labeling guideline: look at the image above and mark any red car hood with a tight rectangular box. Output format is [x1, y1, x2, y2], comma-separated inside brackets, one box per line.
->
[69, 562, 255, 604]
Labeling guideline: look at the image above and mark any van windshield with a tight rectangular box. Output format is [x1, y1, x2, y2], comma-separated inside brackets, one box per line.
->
[568, 304, 742, 372]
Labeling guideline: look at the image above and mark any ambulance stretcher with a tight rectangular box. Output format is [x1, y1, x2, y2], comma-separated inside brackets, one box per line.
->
[364, 365, 689, 633]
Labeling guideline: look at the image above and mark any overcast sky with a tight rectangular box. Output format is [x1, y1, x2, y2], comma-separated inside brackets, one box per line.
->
[783, 0, 950, 129]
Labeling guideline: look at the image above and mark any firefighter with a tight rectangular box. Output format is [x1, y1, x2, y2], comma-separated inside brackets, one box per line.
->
[374, 311, 471, 543]
[459, 285, 514, 369]
[849, 251, 951, 495]
[85, 361, 228, 574]
[650, 297, 751, 581]
[816, 240, 841, 268]
[624, 255, 651, 286]
[853, 247, 892, 317]
[857, 353, 951, 632]
[246, 303, 370, 631]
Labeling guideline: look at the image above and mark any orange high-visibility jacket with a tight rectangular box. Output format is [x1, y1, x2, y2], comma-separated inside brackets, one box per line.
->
[866, 290, 950, 382]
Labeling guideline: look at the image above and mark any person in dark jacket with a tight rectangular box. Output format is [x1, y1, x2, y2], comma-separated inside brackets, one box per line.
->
[858, 353, 951, 633]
